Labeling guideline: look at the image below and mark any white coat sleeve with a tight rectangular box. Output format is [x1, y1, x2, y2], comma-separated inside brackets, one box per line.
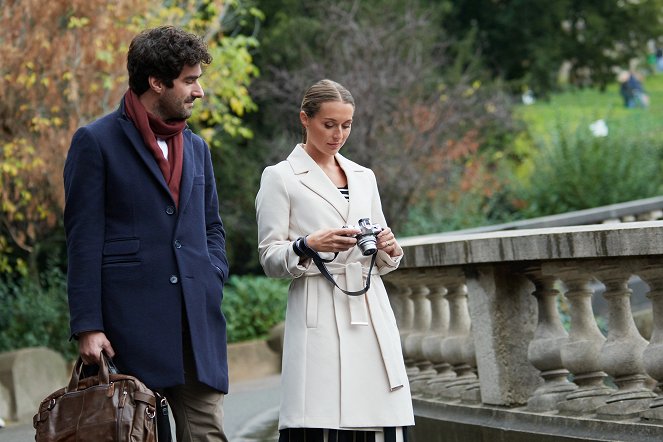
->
[255, 165, 311, 279]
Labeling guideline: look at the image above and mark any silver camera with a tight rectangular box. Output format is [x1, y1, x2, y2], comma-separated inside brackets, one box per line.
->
[344, 218, 384, 256]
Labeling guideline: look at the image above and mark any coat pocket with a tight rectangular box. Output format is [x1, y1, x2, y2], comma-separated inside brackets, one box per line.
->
[102, 238, 140, 266]
[103, 238, 140, 255]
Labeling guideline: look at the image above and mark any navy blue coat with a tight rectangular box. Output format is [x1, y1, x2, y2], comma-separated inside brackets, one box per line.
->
[63, 101, 229, 393]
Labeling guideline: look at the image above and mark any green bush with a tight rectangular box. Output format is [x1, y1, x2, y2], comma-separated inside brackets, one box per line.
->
[520, 120, 663, 217]
[0, 269, 290, 363]
[222, 274, 289, 343]
[0, 267, 78, 361]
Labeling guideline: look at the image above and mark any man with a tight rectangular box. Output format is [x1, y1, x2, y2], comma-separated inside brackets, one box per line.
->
[63, 26, 230, 442]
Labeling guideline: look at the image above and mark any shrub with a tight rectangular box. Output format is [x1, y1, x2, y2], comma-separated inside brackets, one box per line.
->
[520, 119, 663, 217]
[0, 267, 77, 361]
[0, 269, 290, 361]
[222, 274, 289, 343]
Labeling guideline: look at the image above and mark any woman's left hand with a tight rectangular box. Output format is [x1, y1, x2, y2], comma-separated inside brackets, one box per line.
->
[377, 228, 403, 258]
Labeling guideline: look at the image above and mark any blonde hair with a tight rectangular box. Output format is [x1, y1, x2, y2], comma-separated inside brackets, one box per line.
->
[300, 79, 355, 143]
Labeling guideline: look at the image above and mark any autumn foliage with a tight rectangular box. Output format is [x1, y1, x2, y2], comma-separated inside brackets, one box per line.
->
[0, 1, 145, 272]
[0, 0, 258, 274]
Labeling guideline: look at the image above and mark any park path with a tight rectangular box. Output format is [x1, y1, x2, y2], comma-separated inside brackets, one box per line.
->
[0, 374, 282, 442]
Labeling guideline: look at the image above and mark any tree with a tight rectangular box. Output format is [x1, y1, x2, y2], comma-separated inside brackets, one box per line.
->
[442, 0, 663, 95]
[0, 0, 144, 275]
[0, 0, 260, 276]
[250, 0, 515, 235]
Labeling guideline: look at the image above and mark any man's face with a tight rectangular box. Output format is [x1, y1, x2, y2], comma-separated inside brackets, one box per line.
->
[157, 63, 204, 121]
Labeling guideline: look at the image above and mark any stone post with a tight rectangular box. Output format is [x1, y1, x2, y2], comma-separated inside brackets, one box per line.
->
[464, 264, 539, 406]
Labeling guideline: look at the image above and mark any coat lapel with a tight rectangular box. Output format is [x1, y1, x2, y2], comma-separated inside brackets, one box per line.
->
[177, 130, 195, 211]
[118, 115, 173, 201]
[337, 153, 371, 226]
[288, 145, 349, 221]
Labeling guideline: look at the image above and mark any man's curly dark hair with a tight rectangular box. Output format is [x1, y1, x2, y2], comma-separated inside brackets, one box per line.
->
[127, 26, 213, 95]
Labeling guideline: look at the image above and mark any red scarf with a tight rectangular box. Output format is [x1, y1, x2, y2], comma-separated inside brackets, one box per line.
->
[124, 89, 185, 207]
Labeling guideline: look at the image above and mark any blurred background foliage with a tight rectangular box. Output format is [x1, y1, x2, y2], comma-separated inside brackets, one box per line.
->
[2, 0, 663, 353]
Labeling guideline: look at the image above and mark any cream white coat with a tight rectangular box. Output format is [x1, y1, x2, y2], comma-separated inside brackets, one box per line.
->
[255, 144, 414, 430]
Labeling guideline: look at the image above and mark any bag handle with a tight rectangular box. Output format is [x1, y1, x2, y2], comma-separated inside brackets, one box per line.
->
[67, 351, 111, 392]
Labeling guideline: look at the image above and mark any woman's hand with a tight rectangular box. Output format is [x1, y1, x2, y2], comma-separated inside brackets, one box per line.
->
[305, 227, 361, 253]
[377, 227, 403, 257]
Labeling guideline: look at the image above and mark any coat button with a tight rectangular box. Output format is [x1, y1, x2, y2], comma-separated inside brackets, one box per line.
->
[165, 206, 175, 215]
[174, 240, 182, 249]
[169, 275, 179, 284]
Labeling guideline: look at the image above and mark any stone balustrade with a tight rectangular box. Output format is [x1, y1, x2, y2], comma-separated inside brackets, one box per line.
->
[386, 221, 663, 441]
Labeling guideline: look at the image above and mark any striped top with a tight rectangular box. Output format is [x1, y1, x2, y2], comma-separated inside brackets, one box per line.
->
[338, 185, 349, 200]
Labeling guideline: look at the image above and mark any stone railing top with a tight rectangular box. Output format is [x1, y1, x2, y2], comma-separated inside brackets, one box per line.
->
[399, 220, 663, 268]
[403, 195, 663, 238]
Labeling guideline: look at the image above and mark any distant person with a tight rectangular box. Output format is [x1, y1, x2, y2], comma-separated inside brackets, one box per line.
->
[619, 70, 649, 108]
[255, 79, 414, 441]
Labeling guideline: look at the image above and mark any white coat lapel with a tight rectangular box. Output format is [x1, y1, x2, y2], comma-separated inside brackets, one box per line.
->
[288, 145, 349, 220]
[338, 153, 371, 226]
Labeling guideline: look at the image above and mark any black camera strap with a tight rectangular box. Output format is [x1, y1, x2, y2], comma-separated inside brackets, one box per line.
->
[294, 236, 377, 296]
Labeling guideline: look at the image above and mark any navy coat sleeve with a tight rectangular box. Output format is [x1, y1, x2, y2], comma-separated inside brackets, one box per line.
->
[63, 127, 107, 337]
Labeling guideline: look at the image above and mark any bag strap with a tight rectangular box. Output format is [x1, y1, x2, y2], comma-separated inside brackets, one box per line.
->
[154, 391, 173, 442]
[294, 236, 377, 297]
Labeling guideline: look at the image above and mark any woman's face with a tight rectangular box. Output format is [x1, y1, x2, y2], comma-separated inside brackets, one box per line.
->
[300, 100, 354, 159]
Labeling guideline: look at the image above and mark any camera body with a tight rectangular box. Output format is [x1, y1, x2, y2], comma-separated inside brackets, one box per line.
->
[344, 218, 384, 256]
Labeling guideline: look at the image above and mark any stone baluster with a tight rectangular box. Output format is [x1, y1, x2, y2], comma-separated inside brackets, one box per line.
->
[638, 262, 663, 422]
[411, 271, 449, 395]
[524, 266, 577, 412]
[385, 272, 416, 373]
[551, 266, 614, 415]
[436, 272, 477, 400]
[404, 278, 432, 388]
[592, 264, 655, 419]
[422, 272, 457, 398]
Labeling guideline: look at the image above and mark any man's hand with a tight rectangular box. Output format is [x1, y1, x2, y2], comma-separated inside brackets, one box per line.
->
[78, 331, 115, 364]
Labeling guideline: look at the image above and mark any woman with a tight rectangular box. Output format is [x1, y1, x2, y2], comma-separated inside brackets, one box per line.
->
[255, 79, 414, 442]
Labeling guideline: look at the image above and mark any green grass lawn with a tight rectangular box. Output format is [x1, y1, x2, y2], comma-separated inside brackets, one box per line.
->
[516, 73, 663, 142]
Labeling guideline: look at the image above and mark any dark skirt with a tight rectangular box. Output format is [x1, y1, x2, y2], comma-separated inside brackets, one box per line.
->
[278, 427, 408, 442]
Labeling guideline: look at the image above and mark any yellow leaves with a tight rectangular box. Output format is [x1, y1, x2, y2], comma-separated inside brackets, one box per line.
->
[16, 72, 37, 88]
[229, 96, 244, 116]
[200, 128, 215, 141]
[67, 16, 91, 29]
[1, 0, 261, 273]
[463, 80, 482, 98]
[96, 50, 114, 64]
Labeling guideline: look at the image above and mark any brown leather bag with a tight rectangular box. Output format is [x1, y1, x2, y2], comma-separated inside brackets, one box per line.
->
[33, 353, 157, 442]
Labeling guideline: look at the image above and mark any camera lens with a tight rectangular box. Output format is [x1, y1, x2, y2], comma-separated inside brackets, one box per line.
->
[357, 235, 378, 256]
